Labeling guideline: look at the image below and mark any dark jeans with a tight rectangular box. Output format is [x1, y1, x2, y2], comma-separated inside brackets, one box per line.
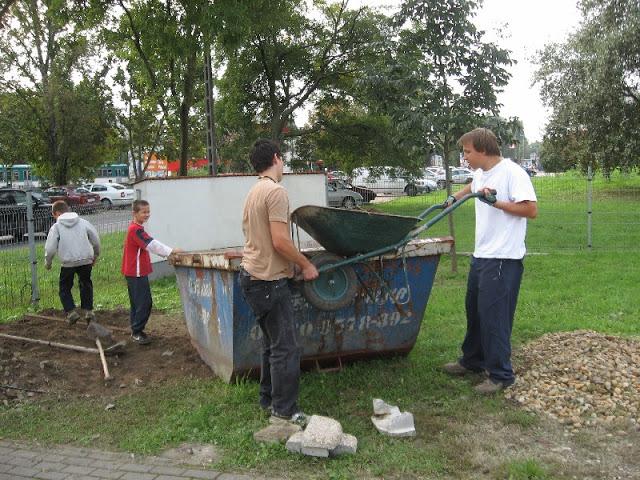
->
[240, 270, 300, 417]
[59, 264, 93, 313]
[460, 257, 524, 386]
[126, 276, 152, 334]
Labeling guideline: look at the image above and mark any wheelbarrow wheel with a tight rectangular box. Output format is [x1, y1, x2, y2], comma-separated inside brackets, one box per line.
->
[302, 252, 359, 311]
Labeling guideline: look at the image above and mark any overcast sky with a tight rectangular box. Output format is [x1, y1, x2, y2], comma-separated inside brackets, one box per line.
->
[351, 0, 582, 142]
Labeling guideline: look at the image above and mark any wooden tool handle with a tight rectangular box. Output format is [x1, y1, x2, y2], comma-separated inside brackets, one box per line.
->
[95, 339, 112, 381]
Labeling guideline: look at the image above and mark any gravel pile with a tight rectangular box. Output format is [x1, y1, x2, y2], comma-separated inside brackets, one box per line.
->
[505, 330, 640, 429]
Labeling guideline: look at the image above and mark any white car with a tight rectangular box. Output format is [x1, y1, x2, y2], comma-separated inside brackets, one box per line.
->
[351, 167, 435, 196]
[432, 167, 475, 189]
[83, 183, 135, 208]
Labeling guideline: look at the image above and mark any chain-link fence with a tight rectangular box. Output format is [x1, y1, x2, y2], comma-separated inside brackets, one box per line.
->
[361, 170, 640, 253]
[0, 192, 131, 320]
[1, 171, 639, 320]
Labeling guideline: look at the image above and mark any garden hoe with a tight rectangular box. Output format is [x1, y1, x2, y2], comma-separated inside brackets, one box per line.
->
[86, 321, 117, 381]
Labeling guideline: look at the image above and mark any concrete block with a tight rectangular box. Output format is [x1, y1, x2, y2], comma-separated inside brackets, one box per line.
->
[371, 411, 416, 437]
[285, 431, 304, 453]
[253, 423, 302, 444]
[301, 415, 343, 450]
[300, 446, 330, 458]
[372, 398, 400, 416]
[330, 434, 358, 456]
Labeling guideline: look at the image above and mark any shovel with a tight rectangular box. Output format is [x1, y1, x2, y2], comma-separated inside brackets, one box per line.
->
[86, 322, 116, 381]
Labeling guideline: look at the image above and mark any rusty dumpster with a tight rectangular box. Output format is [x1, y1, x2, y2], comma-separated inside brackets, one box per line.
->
[171, 237, 452, 382]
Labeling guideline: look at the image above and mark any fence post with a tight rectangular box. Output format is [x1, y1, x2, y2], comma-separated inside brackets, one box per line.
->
[26, 191, 40, 305]
[587, 165, 593, 249]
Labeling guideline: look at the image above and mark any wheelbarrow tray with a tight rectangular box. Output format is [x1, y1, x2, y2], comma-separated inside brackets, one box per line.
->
[291, 205, 419, 257]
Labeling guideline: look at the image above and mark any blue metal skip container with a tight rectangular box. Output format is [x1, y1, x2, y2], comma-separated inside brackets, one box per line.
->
[171, 238, 452, 382]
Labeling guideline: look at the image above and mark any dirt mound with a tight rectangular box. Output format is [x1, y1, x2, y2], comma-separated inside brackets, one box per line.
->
[506, 330, 640, 430]
[0, 309, 213, 404]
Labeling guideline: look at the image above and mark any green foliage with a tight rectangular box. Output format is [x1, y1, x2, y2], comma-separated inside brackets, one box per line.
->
[498, 459, 551, 480]
[536, 0, 640, 174]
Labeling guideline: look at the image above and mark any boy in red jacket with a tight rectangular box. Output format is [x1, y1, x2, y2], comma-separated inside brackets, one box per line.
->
[122, 199, 180, 344]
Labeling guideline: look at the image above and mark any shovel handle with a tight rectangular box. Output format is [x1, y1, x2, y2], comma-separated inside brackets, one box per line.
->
[95, 339, 112, 381]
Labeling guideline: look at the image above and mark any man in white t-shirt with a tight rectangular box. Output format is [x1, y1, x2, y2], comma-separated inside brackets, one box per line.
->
[442, 128, 537, 394]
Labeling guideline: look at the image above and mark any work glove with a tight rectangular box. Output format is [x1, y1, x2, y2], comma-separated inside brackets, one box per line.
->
[443, 195, 456, 208]
[479, 189, 497, 206]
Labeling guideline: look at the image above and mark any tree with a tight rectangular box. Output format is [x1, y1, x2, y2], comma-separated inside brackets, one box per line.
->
[217, 0, 382, 142]
[535, 0, 640, 174]
[0, 0, 115, 184]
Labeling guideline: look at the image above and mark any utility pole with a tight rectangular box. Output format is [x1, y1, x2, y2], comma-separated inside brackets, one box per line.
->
[204, 48, 218, 176]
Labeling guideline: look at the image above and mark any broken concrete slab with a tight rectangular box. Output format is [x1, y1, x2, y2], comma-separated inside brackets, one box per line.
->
[285, 431, 305, 453]
[373, 398, 400, 416]
[254, 422, 302, 444]
[371, 398, 416, 437]
[371, 411, 416, 437]
[331, 434, 358, 456]
[302, 415, 343, 450]
[285, 415, 357, 457]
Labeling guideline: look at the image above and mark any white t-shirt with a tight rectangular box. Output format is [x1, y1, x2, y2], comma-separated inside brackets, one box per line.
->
[471, 159, 537, 259]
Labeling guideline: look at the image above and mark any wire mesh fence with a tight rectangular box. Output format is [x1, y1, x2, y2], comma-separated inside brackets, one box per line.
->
[1, 170, 639, 320]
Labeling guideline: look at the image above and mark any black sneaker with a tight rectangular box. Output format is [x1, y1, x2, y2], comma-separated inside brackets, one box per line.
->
[131, 331, 151, 345]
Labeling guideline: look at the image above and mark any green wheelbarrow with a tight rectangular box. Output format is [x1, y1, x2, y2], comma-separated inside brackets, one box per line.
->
[291, 190, 496, 311]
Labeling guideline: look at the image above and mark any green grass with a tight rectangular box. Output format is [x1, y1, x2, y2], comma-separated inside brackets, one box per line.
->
[1, 250, 638, 479]
[1, 170, 639, 478]
[0, 231, 182, 323]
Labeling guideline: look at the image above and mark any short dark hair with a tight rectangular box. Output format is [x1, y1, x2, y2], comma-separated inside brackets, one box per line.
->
[52, 200, 69, 215]
[132, 199, 149, 213]
[458, 128, 501, 156]
[250, 139, 281, 174]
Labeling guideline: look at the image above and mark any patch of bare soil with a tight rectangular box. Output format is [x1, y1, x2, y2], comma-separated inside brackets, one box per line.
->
[0, 309, 212, 403]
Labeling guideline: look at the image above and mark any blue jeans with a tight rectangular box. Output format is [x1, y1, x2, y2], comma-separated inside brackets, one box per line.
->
[240, 270, 300, 417]
[460, 257, 524, 385]
[126, 276, 152, 334]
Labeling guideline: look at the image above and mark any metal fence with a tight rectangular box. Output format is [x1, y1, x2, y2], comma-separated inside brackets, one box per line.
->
[1, 171, 639, 319]
[0, 194, 131, 320]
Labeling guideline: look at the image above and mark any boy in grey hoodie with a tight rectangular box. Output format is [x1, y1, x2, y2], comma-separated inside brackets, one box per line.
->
[45, 200, 101, 325]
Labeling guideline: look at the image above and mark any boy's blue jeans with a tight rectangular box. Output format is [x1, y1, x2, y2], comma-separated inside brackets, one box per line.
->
[459, 257, 524, 386]
[126, 276, 152, 334]
[240, 270, 300, 417]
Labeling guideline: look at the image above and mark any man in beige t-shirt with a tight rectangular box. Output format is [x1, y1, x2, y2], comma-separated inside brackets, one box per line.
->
[240, 139, 318, 425]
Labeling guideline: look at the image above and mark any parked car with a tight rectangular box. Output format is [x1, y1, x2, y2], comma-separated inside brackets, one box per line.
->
[327, 181, 364, 209]
[433, 167, 475, 189]
[0, 188, 54, 241]
[45, 186, 101, 211]
[83, 182, 135, 208]
[329, 179, 377, 203]
[351, 167, 435, 196]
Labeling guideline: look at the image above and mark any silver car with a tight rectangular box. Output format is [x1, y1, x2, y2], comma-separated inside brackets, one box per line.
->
[327, 182, 363, 209]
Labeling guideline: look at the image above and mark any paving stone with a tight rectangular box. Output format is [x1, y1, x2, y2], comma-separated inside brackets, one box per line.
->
[9, 465, 40, 477]
[155, 475, 184, 480]
[0, 473, 30, 479]
[253, 423, 301, 444]
[41, 454, 67, 463]
[0, 464, 13, 473]
[66, 455, 96, 466]
[88, 468, 125, 479]
[12, 448, 43, 459]
[62, 464, 96, 475]
[217, 475, 258, 480]
[34, 471, 67, 480]
[120, 463, 153, 473]
[33, 461, 67, 471]
[150, 465, 187, 475]
[300, 446, 329, 458]
[88, 459, 122, 470]
[6, 455, 39, 467]
[285, 431, 304, 454]
[180, 469, 221, 479]
[120, 472, 158, 480]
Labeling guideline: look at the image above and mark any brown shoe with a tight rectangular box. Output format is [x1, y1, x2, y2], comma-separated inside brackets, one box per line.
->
[442, 361, 478, 376]
[474, 378, 510, 395]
